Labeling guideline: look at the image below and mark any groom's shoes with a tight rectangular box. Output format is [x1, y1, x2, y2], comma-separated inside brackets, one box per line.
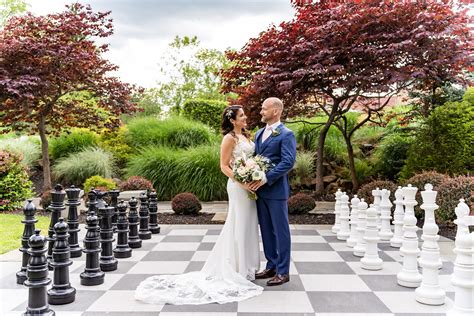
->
[255, 268, 276, 279]
[266, 274, 290, 286]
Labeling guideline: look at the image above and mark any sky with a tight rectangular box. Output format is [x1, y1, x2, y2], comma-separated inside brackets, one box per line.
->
[27, 0, 296, 88]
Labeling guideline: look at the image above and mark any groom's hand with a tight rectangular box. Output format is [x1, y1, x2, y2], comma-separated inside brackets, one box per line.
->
[248, 180, 265, 191]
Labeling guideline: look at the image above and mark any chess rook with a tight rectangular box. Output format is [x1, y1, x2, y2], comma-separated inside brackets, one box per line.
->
[65, 186, 82, 258]
[80, 211, 105, 286]
[128, 197, 142, 248]
[47, 184, 66, 271]
[346, 195, 360, 248]
[390, 186, 404, 248]
[361, 204, 383, 270]
[98, 203, 118, 271]
[397, 184, 422, 288]
[17, 200, 38, 285]
[353, 199, 368, 257]
[48, 218, 76, 305]
[113, 200, 132, 259]
[415, 184, 445, 305]
[23, 230, 55, 316]
[148, 191, 161, 234]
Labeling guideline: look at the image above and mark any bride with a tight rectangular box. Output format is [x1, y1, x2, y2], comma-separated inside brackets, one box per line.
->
[135, 105, 263, 305]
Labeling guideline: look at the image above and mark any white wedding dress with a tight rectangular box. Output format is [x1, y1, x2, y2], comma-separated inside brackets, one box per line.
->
[135, 140, 263, 305]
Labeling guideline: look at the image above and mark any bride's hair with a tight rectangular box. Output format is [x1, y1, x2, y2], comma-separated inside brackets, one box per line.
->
[221, 105, 250, 139]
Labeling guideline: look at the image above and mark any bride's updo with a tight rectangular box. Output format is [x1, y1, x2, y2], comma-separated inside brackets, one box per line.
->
[221, 105, 250, 139]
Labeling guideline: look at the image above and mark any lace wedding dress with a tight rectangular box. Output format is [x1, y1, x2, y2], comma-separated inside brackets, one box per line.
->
[135, 140, 263, 305]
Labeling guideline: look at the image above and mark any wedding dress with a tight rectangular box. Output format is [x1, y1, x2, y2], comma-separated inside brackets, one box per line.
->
[135, 139, 263, 305]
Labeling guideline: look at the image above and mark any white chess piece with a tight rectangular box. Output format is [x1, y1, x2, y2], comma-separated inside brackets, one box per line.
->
[346, 195, 360, 248]
[332, 189, 342, 233]
[397, 184, 422, 288]
[372, 187, 382, 229]
[353, 199, 368, 257]
[337, 193, 351, 241]
[379, 189, 393, 241]
[415, 184, 445, 305]
[390, 186, 404, 248]
[361, 204, 383, 270]
[447, 213, 474, 316]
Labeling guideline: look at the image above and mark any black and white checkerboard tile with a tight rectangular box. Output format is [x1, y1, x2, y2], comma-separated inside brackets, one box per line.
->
[0, 224, 456, 315]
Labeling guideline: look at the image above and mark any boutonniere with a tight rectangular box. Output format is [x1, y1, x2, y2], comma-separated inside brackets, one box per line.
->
[271, 128, 281, 137]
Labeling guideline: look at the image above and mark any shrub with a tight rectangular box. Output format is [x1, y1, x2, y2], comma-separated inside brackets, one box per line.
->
[0, 135, 41, 168]
[127, 144, 227, 201]
[119, 176, 154, 191]
[49, 128, 99, 161]
[372, 133, 413, 180]
[403, 171, 450, 219]
[291, 151, 314, 186]
[98, 126, 133, 169]
[182, 99, 227, 133]
[0, 150, 33, 211]
[436, 176, 474, 224]
[400, 95, 474, 178]
[171, 193, 202, 215]
[356, 180, 398, 205]
[83, 175, 117, 194]
[288, 193, 316, 214]
[126, 116, 215, 149]
[341, 158, 373, 185]
[53, 147, 116, 185]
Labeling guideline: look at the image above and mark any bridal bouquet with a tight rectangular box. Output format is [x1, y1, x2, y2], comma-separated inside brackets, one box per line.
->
[233, 153, 273, 200]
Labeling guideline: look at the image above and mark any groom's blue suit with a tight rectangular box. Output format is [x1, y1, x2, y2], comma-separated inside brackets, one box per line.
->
[255, 123, 296, 275]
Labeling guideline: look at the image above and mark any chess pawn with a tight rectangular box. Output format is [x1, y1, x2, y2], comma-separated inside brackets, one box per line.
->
[397, 184, 422, 288]
[337, 193, 351, 240]
[138, 192, 152, 240]
[47, 184, 66, 270]
[148, 191, 161, 234]
[17, 200, 38, 284]
[454, 199, 470, 240]
[128, 197, 142, 248]
[86, 189, 98, 216]
[415, 184, 445, 305]
[447, 215, 474, 316]
[98, 203, 118, 271]
[361, 204, 383, 270]
[113, 200, 132, 258]
[48, 218, 76, 305]
[390, 186, 404, 248]
[379, 189, 393, 241]
[331, 189, 342, 233]
[108, 189, 120, 233]
[353, 199, 368, 257]
[346, 195, 360, 248]
[23, 230, 55, 316]
[80, 211, 105, 286]
[372, 187, 382, 229]
[66, 186, 82, 258]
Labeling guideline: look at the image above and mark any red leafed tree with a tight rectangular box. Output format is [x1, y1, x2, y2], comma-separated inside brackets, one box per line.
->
[222, 0, 472, 194]
[0, 3, 140, 192]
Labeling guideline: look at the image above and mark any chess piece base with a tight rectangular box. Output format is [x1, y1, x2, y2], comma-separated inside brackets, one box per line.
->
[361, 258, 383, 270]
[397, 271, 422, 288]
[48, 287, 76, 305]
[415, 286, 446, 306]
[149, 226, 160, 234]
[129, 240, 142, 248]
[70, 248, 82, 258]
[138, 232, 152, 240]
[114, 248, 132, 258]
[336, 232, 349, 241]
[24, 309, 55, 316]
[100, 259, 118, 272]
[80, 272, 105, 286]
[16, 271, 27, 285]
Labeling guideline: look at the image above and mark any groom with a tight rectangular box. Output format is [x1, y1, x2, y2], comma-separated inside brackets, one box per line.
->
[249, 97, 296, 286]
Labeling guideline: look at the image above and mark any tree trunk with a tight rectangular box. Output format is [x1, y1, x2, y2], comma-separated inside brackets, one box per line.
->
[38, 117, 52, 192]
[344, 135, 359, 192]
[315, 117, 334, 195]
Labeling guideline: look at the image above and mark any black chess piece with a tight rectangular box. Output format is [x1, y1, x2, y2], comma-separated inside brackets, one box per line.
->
[47, 184, 66, 270]
[80, 211, 105, 286]
[138, 192, 152, 240]
[113, 200, 132, 258]
[48, 218, 76, 305]
[23, 229, 55, 316]
[127, 197, 142, 248]
[65, 186, 82, 258]
[148, 191, 161, 234]
[98, 203, 118, 271]
[17, 200, 38, 284]
[86, 189, 98, 216]
[108, 189, 120, 233]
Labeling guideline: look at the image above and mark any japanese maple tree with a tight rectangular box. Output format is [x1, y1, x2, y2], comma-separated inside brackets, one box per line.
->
[0, 3, 140, 191]
[222, 0, 472, 193]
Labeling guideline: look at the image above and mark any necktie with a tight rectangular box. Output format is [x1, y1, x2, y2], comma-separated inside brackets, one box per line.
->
[262, 126, 272, 143]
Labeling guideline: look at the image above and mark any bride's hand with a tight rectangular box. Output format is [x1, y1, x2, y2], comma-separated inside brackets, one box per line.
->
[238, 182, 254, 192]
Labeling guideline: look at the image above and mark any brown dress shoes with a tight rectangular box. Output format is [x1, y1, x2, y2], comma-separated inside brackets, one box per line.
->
[255, 268, 276, 279]
[266, 274, 290, 286]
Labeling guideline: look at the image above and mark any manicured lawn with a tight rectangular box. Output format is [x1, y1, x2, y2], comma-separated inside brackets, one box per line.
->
[0, 214, 50, 254]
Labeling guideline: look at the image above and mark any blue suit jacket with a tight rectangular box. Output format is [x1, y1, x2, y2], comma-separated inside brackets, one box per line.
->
[255, 124, 297, 200]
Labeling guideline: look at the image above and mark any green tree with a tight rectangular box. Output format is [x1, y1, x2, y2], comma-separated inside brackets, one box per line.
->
[0, 0, 27, 26]
[156, 36, 236, 113]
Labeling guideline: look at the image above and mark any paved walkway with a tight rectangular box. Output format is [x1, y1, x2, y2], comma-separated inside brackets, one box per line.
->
[0, 224, 457, 315]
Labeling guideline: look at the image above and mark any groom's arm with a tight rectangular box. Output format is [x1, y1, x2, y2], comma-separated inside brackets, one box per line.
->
[264, 131, 296, 186]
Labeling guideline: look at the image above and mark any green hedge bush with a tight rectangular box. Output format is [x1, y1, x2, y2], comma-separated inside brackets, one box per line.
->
[372, 133, 413, 180]
[83, 175, 117, 194]
[437, 176, 474, 224]
[49, 128, 99, 161]
[0, 150, 33, 211]
[182, 99, 227, 132]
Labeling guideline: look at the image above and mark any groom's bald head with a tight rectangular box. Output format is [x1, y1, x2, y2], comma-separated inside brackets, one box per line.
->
[263, 97, 284, 111]
[260, 97, 283, 124]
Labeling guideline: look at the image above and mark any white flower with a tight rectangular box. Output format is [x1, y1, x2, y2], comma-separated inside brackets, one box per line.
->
[252, 170, 264, 181]
[237, 167, 247, 177]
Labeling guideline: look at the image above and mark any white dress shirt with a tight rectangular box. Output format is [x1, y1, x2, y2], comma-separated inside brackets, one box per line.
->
[261, 121, 281, 143]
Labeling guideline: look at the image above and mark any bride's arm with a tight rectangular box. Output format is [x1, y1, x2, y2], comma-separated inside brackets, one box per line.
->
[220, 134, 237, 180]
